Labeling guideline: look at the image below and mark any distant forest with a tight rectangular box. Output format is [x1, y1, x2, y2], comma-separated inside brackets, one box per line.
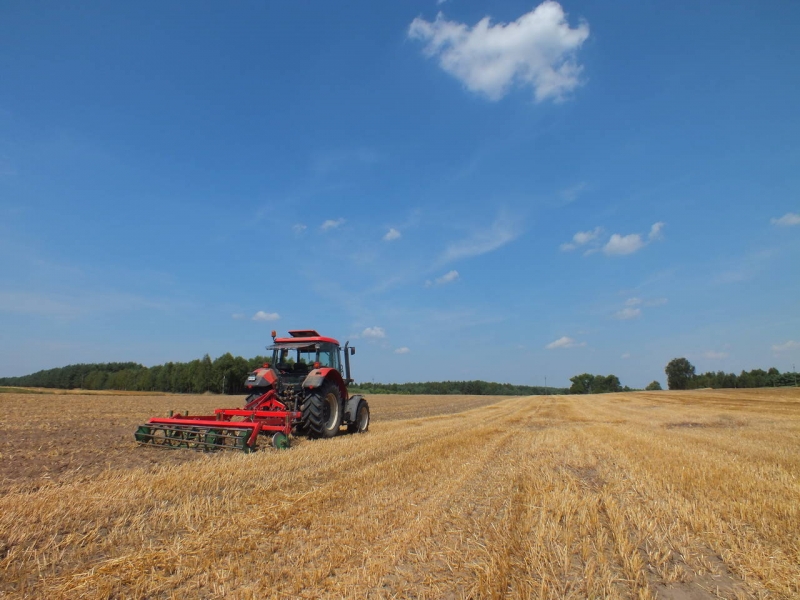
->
[664, 358, 798, 390]
[0, 356, 567, 396]
[0, 355, 269, 395]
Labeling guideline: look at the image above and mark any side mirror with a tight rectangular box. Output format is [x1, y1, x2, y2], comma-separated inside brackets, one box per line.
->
[350, 347, 356, 355]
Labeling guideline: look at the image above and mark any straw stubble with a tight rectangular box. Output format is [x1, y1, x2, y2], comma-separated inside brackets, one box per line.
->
[0, 388, 798, 598]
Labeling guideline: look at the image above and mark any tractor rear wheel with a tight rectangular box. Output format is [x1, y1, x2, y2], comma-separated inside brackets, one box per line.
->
[347, 400, 370, 434]
[301, 382, 342, 439]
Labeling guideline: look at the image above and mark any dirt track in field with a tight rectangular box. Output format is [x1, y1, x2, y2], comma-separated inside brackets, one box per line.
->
[1, 388, 799, 599]
[0, 392, 506, 493]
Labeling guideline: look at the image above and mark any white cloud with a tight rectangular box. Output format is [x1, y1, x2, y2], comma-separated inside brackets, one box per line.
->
[252, 311, 280, 322]
[383, 228, 402, 241]
[408, 2, 589, 102]
[439, 214, 520, 264]
[545, 336, 585, 349]
[625, 297, 642, 306]
[604, 233, 645, 256]
[560, 226, 602, 251]
[427, 270, 460, 287]
[361, 326, 386, 339]
[394, 347, 410, 354]
[601, 222, 666, 256]
[321, 218, 345, 231]
[231, 313, 246, 320]
[771, 213, 800, 226]
[772, 340, 799, 354]
[621, 352, 631, 359]
[702, 351, 728, 359]
[614, 307, 641, 320]
[292, 224, 307, 235]
[648, 221, 665, 241]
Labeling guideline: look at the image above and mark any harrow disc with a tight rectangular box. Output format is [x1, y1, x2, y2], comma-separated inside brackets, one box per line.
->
[271, 432, 290, 450]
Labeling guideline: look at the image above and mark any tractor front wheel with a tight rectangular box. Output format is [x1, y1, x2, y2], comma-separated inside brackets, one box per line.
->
[301, 382, 342, 439]
[347, 400, 370, 434]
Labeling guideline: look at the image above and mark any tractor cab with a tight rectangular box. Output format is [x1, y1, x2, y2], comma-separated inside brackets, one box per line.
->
[270, 341, 341, 373]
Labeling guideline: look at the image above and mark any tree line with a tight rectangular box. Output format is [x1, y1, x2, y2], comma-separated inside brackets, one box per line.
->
[664, 358, 797, 390]
[0, 354, 271, 395]
[568, 373, 631, 394]
[0, 358, 568, 396]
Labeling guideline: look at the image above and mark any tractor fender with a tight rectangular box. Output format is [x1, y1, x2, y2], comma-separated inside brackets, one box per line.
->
[302, 368, 348, 402]
[344, 394, 364, 423]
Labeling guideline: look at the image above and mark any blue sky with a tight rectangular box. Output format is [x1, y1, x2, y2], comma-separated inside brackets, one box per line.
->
[1, 1, 799, 388]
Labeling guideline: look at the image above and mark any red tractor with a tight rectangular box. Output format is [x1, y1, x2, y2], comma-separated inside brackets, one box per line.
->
[134, 330, 369, 451]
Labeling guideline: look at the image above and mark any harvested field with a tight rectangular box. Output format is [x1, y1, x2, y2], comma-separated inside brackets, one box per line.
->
[1, 388, 799, 598]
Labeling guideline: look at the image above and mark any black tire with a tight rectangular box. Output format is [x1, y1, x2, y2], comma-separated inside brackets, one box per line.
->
[347, 400, 370, 434]
[301, 381, 342, 439]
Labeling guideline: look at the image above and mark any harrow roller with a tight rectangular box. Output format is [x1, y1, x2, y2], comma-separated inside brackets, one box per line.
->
[135, 423, 259, 452]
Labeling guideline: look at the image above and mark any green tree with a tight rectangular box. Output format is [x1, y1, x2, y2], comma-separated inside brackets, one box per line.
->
[597, 374, 622, 393]
[569, 373, 595, 394]
[645, 380, 662, 391]
[665, 358, 695, 390]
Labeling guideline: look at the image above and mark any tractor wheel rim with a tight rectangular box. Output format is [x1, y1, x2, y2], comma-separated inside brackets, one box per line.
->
[324, 392, 338, 430]
[358, 406, 369, 430]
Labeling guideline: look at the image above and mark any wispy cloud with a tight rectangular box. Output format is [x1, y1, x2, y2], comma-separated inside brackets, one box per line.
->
[321, 218, 345, 231]
[614, 307, 641, 320]
[702, 351, 728, 359]
[772, 340, 799, 354]
[252, 311, 280, 321]
[439, 214, 520, 264]
[545, 336, 586, 349]
[394, 347, 410, 354]
[231, 313, 246, 320]
[292, 224, 307, 235]
[361, 326, 386, 339]
[558, 182, 587, 205]
[770, 213, 800, 227]
[649, 222, 665, 241]
[0, 290, 169, 318]
[409, 2, 590, 102]
[621, 352, 631, 359]
[714, 249, 775, 285]
[644, 297, 668, 307]
[383, 228, 402, 241]
[426, 270, 460, 287]
[613, 296, 666, 320]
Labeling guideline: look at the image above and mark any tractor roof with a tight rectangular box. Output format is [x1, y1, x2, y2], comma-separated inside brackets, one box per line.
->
[274, 330, 340, 346]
